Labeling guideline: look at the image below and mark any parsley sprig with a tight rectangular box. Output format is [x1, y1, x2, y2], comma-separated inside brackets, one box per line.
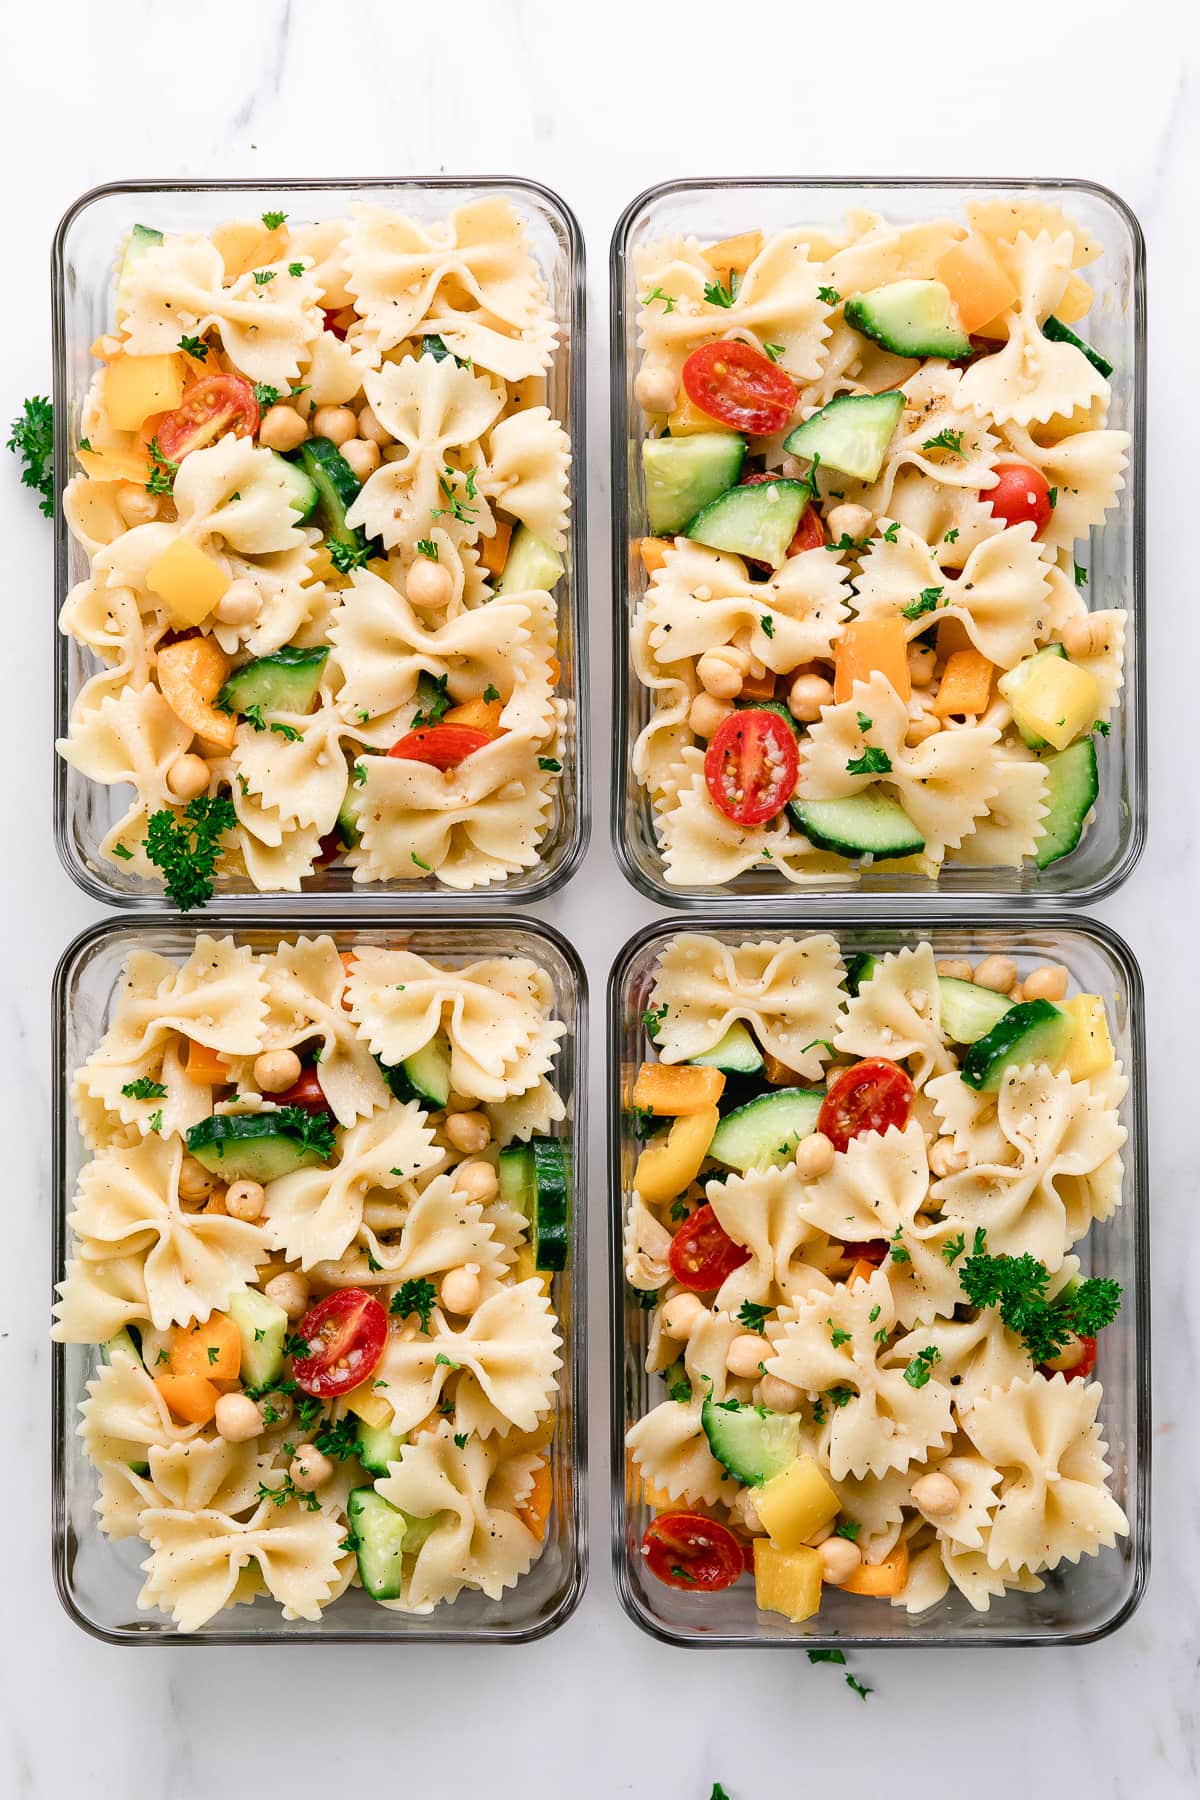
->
[736, 1300, 770, 1334]
[143, 795, 237, 911]
[275, 1105, 337, 1162]
[314, 1414, 360, 1462]
[959, 1232, 1122, 1364]
[390, 1277, 438, 1333]
[121, 1077, 167, 1100]
[7, 396, 54, 516]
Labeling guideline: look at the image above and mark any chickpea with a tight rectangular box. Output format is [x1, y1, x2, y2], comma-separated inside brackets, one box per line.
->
[290, 1444, 334, 1493]
[731, 1488, 763, 1534]
[787, 672, 834, 724]
[407, 555, 454, 610]
[911, 1471, 960, 1518]
[440, 1265, 482, 1315]
[973, 954, 1018, 994]
[794, 1131, 835, 1180]
[935, 960, 974, 981]
[1061, 615, 1103, 658]
[167, 753, 211, 802]
[1042, 1334, 1088, 1374]
[818, 1535, 863, 1585]
[928, 1136, 967, 1179]
[633, 365, 678, 415]
[759, 1373, 803, 1413]
[726, 1333, 771, 1379]
[264, 1271, 309, 1321]
[445, 1110, 491, 1155]
[696, 646, 749, 701]
[339, 437, 381, 482]
[688, 692, 734, 739]
[215, 578, 263, 627]
[907, 644, 937, 685]
[254, 1048, 303, 1094]
[660, 1292, 707, 1339]
[905, 711, 941, 746]
[225, 1179, 266, 1223]
[357, 402, 392, 445]
[311, 405, 358, 447]
[825, 501, 872, 543]
[1023, 963, 1068, 1003]
[214, 1392, 264, 1443]
[454, 1159, 499, 1204]
[178, 1156, 216, 1202]
[115, 482, 160, 527]
[257, 404, 308, 453]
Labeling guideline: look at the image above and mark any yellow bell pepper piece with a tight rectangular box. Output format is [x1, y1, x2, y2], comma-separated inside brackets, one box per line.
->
[666, 393, 738, 436]
[753, 1540, 823, 1623]
[633, 1105, 720, 1206]
[104, 353, 185, 431]
[345, 1382, 395, 1430]
[1007, 654, 1101, 752]
[702, 231, 763, 276]
[1057, 994, 1115, 1081]
[755, 1454, 841, 1551]
[146, 536, 232, 629]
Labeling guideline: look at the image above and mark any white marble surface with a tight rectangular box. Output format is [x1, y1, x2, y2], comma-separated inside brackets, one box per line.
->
[2, 0, 1197, 1793]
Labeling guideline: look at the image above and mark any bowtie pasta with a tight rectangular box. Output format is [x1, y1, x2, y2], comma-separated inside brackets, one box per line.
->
[54, 934, 571, 1632]
[623, 932, 1130, 1623]
[57, 199, 570, 904]
[628, 200, 1128, 886]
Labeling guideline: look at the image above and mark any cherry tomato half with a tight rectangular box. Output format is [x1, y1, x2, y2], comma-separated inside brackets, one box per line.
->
[388, 724, 492, 770]
[1040, 1335, 1098, 1383]
[274, 1066, 328, 1111]
[740, 475, 824, 556]
[987, 462, 1052, 536]
[642, 1512, 745, 1593]
[704, 709, 799, 827]
[667, 1203, 751, 1292]
[291, 1288, 388, 1398]
[155, 375, 260, 462]
[817, 1058, 914, 1154]
[682, 340, 798, 436]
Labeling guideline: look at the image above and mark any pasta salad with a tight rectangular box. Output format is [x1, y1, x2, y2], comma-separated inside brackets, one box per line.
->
[53, 934, 571, 1632]
[622, 932, 1129, 1623]
[628, 199, 1129, 887]
[58, 198, 570, 903]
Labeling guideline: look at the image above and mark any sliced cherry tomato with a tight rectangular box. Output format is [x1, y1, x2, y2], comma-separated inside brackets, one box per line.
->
[1040, 1335, 1098, 1383]
[817, 1058, 914, 1154]
[987, 462, 1053, 536]
[704, 709, 799, 827]
[323, 308, 348, 340]
[155, 375, 260, 462]
[667, 1203, 751, 1292]
[388, 723, 492, 770]
[682, 340, 797, 436]
[291, 1289, 388, 1398]
[274, 1066, 328, 1111]
[314, 831, 343, 867]
[642, 1512, 745, 1593]
[852, 1238, 890, 1266]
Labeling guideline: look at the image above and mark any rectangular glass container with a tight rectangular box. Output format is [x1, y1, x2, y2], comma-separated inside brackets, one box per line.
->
[53, 915, 587, 1644]
[53, 177, 588, 908]
[609, 179, 1145, 909]
[608, 915, 1148, 1647]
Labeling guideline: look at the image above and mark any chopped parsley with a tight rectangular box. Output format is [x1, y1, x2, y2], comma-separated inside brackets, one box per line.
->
[640, 287, 676, 313]
[828, 1320, 852, 1349]
[390, 1278, 437, 1333]
[737, 1301, 770, 1334]
[868, 1305, 881, 1322]
[1094, 718, 1111, 735]
[888, 1227, 911, 1266]
[642, 1001, 668, 1042]
[763, 343, 785, 363]
[143, 794, 237, 911]
[483, 684, 500, 703]
[288, 262, 305, 278]
[411, 852, 431, 871]
[329, 536, 374, 574]
[252, 269, 275, 286]
[668, 1198, 691, 1222]
[1074, 561, 1088, 588]
[825, 531, 872, 555]
[1047, 486, 1058, 509]
[121, 1077, 166, 1100]
[855, 711, 873, 733]
[538, 756, 562, 773]
[78, 437, 94, 453]
[817, 285, 841, 306]
[760, 614, 775, 639]
[667, 1365, 692, 1404]
[434, 1353, 460, 1371]
[411, 672, 450, 729]
[8, 396, 54, 516]
[922, 427, 965, 456]
[261, 210, 288, 230]
[903, 1346, 942, 1389]
[807, 1647, 846, 1664]
[269, 722, 303, 742]
[314, 1414, 360, 1462]
[826, 1385, 853, 1409]
[834, 1518, 861, 1541]
[629, 1103, 656, 1142]
[959, 1232, 1122, 1364]
[252, 382, 280, 409]
[846, 746, 892, 776]
[702, 274, 737, 309]
[178, 334, 208, 360]
[634, 1288, 660, 1311]
[206, 1346, 220, 1367]
[432, 466, 479, 526]
[243, 703, 267, 732]
[902, 585, 945, 622]
[846, 1674, 872, 1701]
[415, 538, 438, 561]
[147, 1109, 163, 1134]
[944, 527, 960, 544]
[145, 435, 178, 496]
[257, 1474, 321, 1513]
[880, 520, 900, 543]
[941, 1232, 967, 1266]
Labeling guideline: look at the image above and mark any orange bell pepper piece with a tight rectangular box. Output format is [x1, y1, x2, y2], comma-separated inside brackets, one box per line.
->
[639, 537, 672, 576]
[834, 619, 911, 705]
[154, 1372, 220, 1426]
[631, 1061, 726, 1116]
[518, 1462, 554, 1540]
[168, 1313, 242, 1382]
[932, 648, 994, 719]
[841, 1536, 910, 1597]
[184, 1038, 230, 1085]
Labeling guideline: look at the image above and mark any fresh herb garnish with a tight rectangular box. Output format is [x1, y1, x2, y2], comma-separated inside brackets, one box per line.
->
[121, 1077, 167, 1100]
[807, 1647, 846, 1664]
[1094, 718, 1111, 735]
[846, 747, 892, 776]
[314, 1414, 360, 1462]
[288, 262, 305, 278]
[432, 466, 479, 526]
[415, 538, 438, 561]
[262, 210, 287, 230]
[8, 396, 54, 516]
[275, 1105, 337, 1161]
[902, 585, 945, 622]
[941, 1232, 967, 1266]
[143, 794, 237, 910]
[390, 1277, 437, 1333]
[880, 520, 900, 543]
[252, 269, 275, 286]
[944, 527, 960, 544]
[434, 1353, 460, 1370]
[888, 1226, 911, 1265]
[959, 1234, 1122, 1363]
[147, 1109, 163, 1134]
[257, 1473, 321, 1513]
[737, 1301, 770, 1334]
[828, 1320, 852, 1349]
[538, 756, 562, 772]
[922, 427, 965, 456]
[763, 343, 785, 362]
[846, 1674, 873, 1701]
[329, 536, 374, 574]
[641, 287, 676, 313]
[242, 703, 267, 732]
[252, 382, 280, 409]
[903, 1346, 942, 1389]
[1074, 562, 1088, 588]
[145, 435, 178, 496]
[703, 274, 737, 309]
[826, 1385, 853, 1408]
[835, 1518, 861, 1541]
[411, 672, 451, 729]
[856, 711, 873, 733]
[817, 285, 841, 306]
[760, 614, 775, 639]
[642, 1001, 668, 1042]
[411, 852, 431, 871]
[179, 334, 208, 360]
[270, 722, 303, 742]
[483, 683, 500, 703]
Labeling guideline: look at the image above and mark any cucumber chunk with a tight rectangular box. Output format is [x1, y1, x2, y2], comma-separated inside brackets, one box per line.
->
[1034, 737, 1099, 870]
[708, 1088, 825, 1172]
[377, 1033, 452, 1109]
[217, 645, 329, 718]
[1043, 315, 1113, 379]
[530, 1138, 569, 1272]
[961, 999, 1076, 1092]
[702, 1396, 801, 1486]
[186, 1112, 332, 1182]
[843, 952, 878, 997]
[297, 436, 372, 559]
[272, 452, 320, 522]
[938, 977, 1014, 1045]
[497, 523, 564, 594]
[642, 434, 746, 535]
[228, 1289, 288, 1390]
[347, 1488, 409, 1600]
[335, 777, 362, 848]
[845, 279, 971, 359]
[789, 792, 925, 860]
[117, 224, 162, 300]
[685, 477, 811, 570]
[498, 1143, 534, 1215]
[102, 1327, 143, 1366]
[783, 391, 904, 483]
[997, 643, 1067, 751]
[356, 1420, 407, 1478]
[690, 1022, 764, 1076]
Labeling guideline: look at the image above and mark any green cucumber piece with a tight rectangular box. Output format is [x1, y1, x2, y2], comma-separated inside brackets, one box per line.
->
[530, 1137, 569, 1272]
[736, 697, 799, 736]
[783, 391, 905, 483]
[1043, 315, 1113, 379]
[789, 792, 925, 860]
[708, 1088, 825, 1172]
[997, 643, 1068, 751]
[356, 1421, 407, 1478]
[843, 952, 878, 997]
[228, 1289, 288, 1390]
[961, 999, 1076, 1092]
[273, 452, 320, 522]
[117, 224, 162, 299]
[376, 1033, 452, 1109]
[335, 775, 362, 848]
[186, 1113, 332, 1182]
[497, 523, 564, 594]
[702, 1396, 801, 1486]
[420, 334, 455, 363]
[685, 477, 811, 570]
[1034, 737, 1099, 870]
[297, 436, 369, 556]
[498, 1143, 534, 1215]
[217, 645, 329, 718]
[690, 1022, 764, 1077]
[642, 433, 746, 535]
[845, 279, 971, 359]
[347, 1488, 409, 1600]
[937, 977, 1014, 1045]
[102, 1327, 143, 1367]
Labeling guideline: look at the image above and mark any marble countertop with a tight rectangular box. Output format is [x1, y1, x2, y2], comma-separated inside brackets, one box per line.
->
[3, 0, 1197, 1793]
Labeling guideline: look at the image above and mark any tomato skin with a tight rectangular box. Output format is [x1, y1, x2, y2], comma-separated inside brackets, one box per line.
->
[704, 709, 799, 827]
[682, 340, 797, 435]
[291, 1289, 388, 1398]
[667, 1203, 751, 1292]
[642, 1512, 745, 1593]
[987, 462, 1053, 536]
[853, 1238, 890, 1266]
[155, 375, 260, 462]
[388, 724, 491, 770]
[789, 504, 826, 554]
[274, 1066, 328, 1110]
[1040, 1335, 1098, 1382]
[817, 1059, 914, 1154]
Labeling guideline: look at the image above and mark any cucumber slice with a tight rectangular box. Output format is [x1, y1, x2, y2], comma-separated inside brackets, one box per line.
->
[961, 999, 1076, 1092]
[102, 1327, 143, 1366]
[376, 1033, 452, 1109]
[997, 643, 1067, 751]
[420, 333, 455, 363]
[217, 646, 329, 718]
[347, 1488, 409, 1600]
[1043, 315, 1113, 379]
[685, 477, 811, 570]
[783, 391, 904, 483]
[272, 452, 320, 522]
[642, 434, 746, 535]
[938, 977, 1014, 1045]
[845, 279, 971, 359]
[498, 1144, 533, 1215]
[497, 523, 564, 594]
[297, 436, 371, 557]
[690, 1022, 764, 1076]
[228, 1289, 288, 1390]
[117, 224, 162, 301]
[335, 776, 362, 848]
[708, 1088, 826, 1172]
[789, 792, 925, 860]
[530, 1137, 569, 1272]
[1034, 737, 1099, 870]
[356, 1420, 407, 1478]
[186, 1112, 332, 1182]
[843, 952, 878, 997]
[702, 1396, 801, 1486]
[736, 696, 800, 736]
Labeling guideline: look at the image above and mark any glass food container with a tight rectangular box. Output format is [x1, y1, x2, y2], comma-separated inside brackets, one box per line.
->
[608, 915, 1148, 1647]
[609, 179, 1145, 909]
[53, 915, 587, 1644]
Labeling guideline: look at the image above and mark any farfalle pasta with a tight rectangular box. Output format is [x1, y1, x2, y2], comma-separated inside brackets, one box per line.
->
[58, 196, 571, 904]
[55, 933, 572, 1632]
[625, 198, 1130, 888]
[622, 930, 1131, 1626]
